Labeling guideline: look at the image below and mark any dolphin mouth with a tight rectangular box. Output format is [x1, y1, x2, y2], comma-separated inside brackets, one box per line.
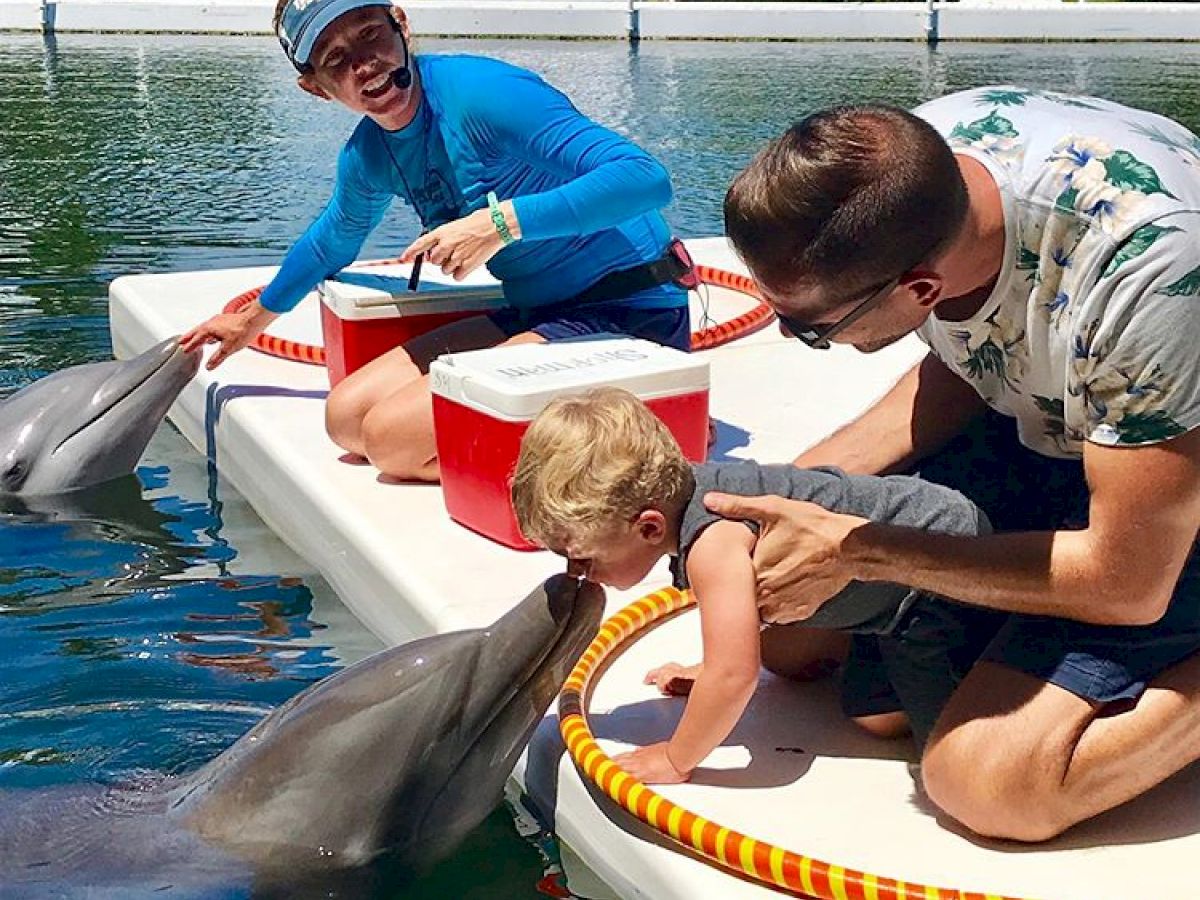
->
[54, 341, 195, 455]
[498, 578, 603, 708]
[404, 576, 603, 857]
[459, 576, 604, 764]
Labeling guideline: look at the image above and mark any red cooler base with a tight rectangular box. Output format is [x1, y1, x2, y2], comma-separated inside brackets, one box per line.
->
[320, 303, 484, 386]
[434, 391, 710, 550]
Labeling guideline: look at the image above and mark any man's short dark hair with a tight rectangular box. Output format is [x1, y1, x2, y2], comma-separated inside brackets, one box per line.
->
[724, 104, 968, 305]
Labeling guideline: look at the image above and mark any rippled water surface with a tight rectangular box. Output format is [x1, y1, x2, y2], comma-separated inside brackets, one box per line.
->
[2, 32, 1200, 897]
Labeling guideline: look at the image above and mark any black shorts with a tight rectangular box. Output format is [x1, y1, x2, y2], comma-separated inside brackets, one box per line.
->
[488, 286, 691, 352]
[843, 411, 1200, 745]
[840, 598, 1005, 750]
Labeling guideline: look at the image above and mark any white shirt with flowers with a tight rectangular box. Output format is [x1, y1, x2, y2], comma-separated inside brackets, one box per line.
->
[915, 87, 1200, 458]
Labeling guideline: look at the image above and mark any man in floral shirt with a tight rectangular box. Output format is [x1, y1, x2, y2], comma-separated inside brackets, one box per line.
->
[714, 88, 1200, 841]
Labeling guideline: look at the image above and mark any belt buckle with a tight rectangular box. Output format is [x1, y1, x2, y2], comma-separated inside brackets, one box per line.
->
[669, 238, 700, 290]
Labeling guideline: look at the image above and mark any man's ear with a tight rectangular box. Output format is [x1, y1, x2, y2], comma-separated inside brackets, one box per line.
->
[903, 271, 944, 308]
[297, 72, 330, 101]
[635, 509, 668, 545]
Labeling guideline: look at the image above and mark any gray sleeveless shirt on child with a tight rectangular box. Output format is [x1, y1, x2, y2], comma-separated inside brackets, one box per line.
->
[670, 461, 991, 634]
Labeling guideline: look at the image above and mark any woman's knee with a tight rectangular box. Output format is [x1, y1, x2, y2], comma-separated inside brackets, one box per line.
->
[361, 396, 437, 480]
[325, 382, 370, 451]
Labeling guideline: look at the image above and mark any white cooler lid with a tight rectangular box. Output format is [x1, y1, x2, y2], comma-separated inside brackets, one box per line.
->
[429, 338, 710, 421]
[320, 264, 508, 321]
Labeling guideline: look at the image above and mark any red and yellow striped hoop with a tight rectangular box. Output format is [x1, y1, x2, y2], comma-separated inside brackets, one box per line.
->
[557, 586, 1032, 900]
[221, 263, 774, 362]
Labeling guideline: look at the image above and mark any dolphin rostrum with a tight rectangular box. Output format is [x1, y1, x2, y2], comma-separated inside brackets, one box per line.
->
[0, 575, 603, 895]
[0, 337, 199, 495]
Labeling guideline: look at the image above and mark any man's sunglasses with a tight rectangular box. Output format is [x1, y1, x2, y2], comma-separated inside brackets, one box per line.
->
[773, 276, 901, 350]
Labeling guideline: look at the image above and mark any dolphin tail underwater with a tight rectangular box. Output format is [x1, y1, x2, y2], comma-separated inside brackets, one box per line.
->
[0, 337, 199, 495]
[0, 575, 604, 894]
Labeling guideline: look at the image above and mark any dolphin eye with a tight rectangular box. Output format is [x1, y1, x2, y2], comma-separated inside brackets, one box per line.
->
[2, 460, 27, 492]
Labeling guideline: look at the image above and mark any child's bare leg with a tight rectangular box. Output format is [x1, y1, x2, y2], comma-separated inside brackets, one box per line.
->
[760, 625, 849, 681]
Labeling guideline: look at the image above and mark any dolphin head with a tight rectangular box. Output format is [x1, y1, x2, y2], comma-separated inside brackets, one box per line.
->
[175, 574, 604, 875]
[0, 338, 199, 495]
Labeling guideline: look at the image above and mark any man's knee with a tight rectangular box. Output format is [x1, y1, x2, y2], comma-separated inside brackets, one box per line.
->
[921, 728, 1071, 842]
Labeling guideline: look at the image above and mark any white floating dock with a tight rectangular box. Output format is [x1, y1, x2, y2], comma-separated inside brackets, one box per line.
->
[110, 236, 1200, 900]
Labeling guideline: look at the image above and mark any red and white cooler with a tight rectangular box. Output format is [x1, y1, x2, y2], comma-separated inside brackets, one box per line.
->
[430, 338, 710, 550]
[318, 266, 509, 385]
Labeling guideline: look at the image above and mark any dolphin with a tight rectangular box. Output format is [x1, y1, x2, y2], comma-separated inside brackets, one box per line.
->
[0, 337, 199, 495]
[0, 574, 603, 896]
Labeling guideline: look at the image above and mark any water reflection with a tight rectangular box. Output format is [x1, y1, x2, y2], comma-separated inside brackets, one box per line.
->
[3, 35, 1199, 378]
[0, 422, 559, 895]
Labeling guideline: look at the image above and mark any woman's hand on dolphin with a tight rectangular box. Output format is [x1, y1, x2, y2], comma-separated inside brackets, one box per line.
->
[180, 301, 279, 370]
[612, 742, 691, 785]
[400, 203, 521, 282]
[702, 492, 867, 624]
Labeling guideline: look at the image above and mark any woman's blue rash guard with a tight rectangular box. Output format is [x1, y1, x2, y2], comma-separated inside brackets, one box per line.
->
[258, 54, 685, 316]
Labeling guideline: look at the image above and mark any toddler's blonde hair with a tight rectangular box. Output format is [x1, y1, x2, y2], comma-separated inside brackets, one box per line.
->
[512, 387, 695, 548]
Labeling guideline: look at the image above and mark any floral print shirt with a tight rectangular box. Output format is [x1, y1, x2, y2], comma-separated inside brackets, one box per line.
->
[916, 87, 1200, 458]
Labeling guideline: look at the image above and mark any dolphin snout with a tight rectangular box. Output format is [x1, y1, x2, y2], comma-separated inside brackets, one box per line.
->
[148, 336, 201, 379]
[171, 337, 203, 379]
[543, 574, 604, 636]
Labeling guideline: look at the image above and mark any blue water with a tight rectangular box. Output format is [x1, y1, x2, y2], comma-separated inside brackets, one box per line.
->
[2, 31, 1200, 898]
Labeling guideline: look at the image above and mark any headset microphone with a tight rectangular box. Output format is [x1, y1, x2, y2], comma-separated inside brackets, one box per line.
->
[390, 17, 412, 90]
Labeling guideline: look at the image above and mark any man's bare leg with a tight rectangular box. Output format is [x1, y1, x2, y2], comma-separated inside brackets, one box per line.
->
[922, 651, 1200, 842]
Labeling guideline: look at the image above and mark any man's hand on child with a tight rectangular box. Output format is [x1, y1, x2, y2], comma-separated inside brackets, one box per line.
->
[612, 742, 691, 784]
[645, 662, 702, 696]
[702, 492, 867, 624]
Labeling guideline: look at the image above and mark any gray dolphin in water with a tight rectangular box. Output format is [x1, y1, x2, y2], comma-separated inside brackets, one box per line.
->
[0, 337, 199, 495]
[0, 575, 603, 896]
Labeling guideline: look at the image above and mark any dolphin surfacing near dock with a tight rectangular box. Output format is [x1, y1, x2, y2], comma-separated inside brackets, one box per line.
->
[0, 575, 603, 895]
[0, 337, 199, 495]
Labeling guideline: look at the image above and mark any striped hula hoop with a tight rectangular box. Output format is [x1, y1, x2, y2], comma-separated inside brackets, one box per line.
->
[221, 264, 774, 362]
[558, 586, 1032, 900]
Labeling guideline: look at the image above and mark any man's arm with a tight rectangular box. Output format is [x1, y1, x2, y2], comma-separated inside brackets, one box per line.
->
[848, 427, 1200, 625]
[710, 426, 1200, 627]
[796, 352, 988, 475]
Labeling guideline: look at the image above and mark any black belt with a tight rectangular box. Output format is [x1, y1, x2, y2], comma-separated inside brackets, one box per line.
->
[571, 237, 698, 307]
[507, 238, 697, 329]
[559, 238, 698, 311]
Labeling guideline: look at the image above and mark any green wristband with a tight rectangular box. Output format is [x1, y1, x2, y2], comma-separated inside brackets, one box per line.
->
[487, 191, 516, 246]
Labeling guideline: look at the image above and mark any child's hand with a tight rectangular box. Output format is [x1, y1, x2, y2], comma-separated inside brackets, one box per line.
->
[645, 662, 702, 696]
[612, 742, 691, 784]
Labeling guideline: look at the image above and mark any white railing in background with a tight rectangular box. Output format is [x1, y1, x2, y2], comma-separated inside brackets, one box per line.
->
[1, 0, 1199, 43]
